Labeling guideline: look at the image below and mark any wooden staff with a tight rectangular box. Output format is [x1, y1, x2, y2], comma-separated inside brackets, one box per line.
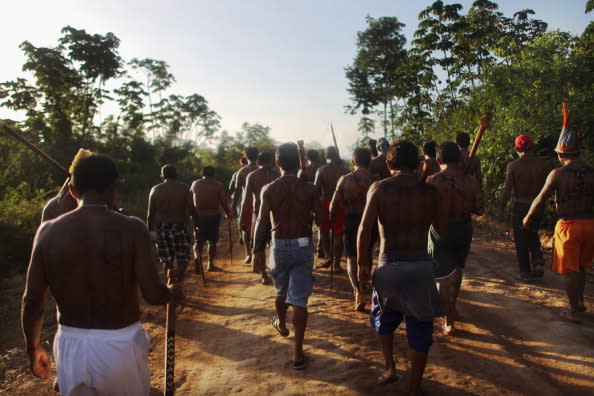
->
[330, 123, 339, 157]
[468, 112, 492, 159]
[1, 123, 69, 176]
[228, 219, 233, 266]
[329, 220, 334, 291]
[164, 269, 176, 396]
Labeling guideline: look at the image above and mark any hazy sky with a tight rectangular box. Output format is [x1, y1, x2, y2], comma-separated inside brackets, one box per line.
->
[1, 0, 591, 154]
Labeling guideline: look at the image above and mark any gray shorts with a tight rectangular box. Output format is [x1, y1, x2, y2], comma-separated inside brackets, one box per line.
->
[268, 238, 314, 307]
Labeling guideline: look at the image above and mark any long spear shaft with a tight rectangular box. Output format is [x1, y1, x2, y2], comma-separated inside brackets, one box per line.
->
[330, 123, 339, 157]
[0, 124, 69, 176]
[165, 270, 176, 396]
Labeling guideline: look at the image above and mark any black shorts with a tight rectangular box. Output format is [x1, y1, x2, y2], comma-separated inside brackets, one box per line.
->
[343, 213, 378, 257]
[197, 215, 221, 243]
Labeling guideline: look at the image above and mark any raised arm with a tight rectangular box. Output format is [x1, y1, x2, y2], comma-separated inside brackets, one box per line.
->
[21, 224, 51, 379]
[357, 183, 379, 284]
[523, 170, 557, 228]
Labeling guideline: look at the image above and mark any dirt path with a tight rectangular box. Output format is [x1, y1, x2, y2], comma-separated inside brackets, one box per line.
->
[2, 219, 593, 395]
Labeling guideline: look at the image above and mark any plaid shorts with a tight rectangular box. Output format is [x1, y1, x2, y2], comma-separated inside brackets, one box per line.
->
[155, 223, 190, 265]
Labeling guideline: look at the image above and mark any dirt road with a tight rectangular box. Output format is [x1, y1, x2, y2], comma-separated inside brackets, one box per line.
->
[1, 219, 593, 395]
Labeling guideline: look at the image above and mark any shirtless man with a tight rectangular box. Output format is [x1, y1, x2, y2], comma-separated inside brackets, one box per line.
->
[419, 140, 440, 182]
[299, 149, 322, 183]
[191, 166, 233, 272]
[242, 151, 280, 283]
[499, 134, 549, 281]
[22, 155, 175, 395]
[147, 164, 195, 282]
[41, 180, 78, 222]
[314, 146, 348, 271]
[330, 147, 373, 311]
[427, 142, 484, 335]
[457, 132, 482, 184]
[369, 138, 391, 182]
[232, 147, 259, 263]
[254, 143, 325, 370]
[229, 157, 248, 221]
[524, 118, 594, 324]
[358, 140, 446, 394]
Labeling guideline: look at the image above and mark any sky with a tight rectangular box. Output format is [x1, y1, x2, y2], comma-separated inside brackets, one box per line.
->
[1, 0, 591, 155]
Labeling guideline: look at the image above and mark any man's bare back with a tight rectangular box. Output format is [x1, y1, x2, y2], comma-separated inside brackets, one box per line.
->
[30, 207, 171, 329]
[369, 155, 390, 181]
[334, 168, 372, 215]
[255, 176, 325, 247]
[41, 193, 78, 222]
[244, 166, 280, 216]
[233, 162, 258, 206]
[545, 160, 594, 220]
[315, 161, 349, 201]
[191, 178, 227, 216]
[420, 157, 441, 182]
[427, 169, 484, 222]
[148, 180, 193, 226]
[362, 174, 445, 256]
[503, 155, 549, 204]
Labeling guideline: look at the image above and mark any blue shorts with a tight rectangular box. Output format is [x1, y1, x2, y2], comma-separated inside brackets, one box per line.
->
[268, 238, 314, 307]
[370, 290, 434, 353]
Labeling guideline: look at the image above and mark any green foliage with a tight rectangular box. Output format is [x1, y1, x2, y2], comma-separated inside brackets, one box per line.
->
[346, 1, 594, 215]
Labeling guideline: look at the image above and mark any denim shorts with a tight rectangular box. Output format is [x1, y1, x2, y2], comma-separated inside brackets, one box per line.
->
[268, 238, 314, 307]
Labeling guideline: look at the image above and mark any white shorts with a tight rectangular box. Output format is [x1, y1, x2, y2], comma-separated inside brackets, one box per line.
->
[54, 322, 150, 396]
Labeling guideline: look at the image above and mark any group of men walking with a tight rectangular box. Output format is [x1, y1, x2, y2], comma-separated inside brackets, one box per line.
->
[20, 107, 593, 395]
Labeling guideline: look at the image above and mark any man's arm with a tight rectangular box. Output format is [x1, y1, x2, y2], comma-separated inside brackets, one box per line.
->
[357, 183, 379, 284]
[146, 187, 156, 231]
[431, 187, 449, 235]
[132, 218, 173, 304]
[312, 184, 327, 227]
[186, 186, 197, 228]
[240, 174, 254, 226]
[253, 187, 272, 253]
[329, 175, 345, 223]
[472, 176, 485, 216]
[498, 163, 513, 219]
[313, 167, 323, 194]
[21, 224, 51, 379]
[232, 170, 246, 209]
[524, 170, 557, 228]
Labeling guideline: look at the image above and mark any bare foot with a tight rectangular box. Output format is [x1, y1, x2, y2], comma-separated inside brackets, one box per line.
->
[377, 369, 398, 384]
[560, 310, 583, 324]
[442, 322, 456, 336]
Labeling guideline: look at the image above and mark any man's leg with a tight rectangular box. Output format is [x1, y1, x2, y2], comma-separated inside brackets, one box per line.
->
[452, 268, 462, 319]
[176, 260, 188, 283]
[207, 241, 217, 271]
[564, 270, 585, 321]
[377, 333, 396, 380]
[578, 267, 586, 311]
[242, 230, 252, 263]
[254, 251, 271, 284]
[436, 275, 455, 335]
[347, 256, 363, 310]
[274, 296, 289, 334]
[408, 349, 428, 395]
[318, 232, 332, 267]
[292, 306, 308, 364]
[333, 234, 344, 272]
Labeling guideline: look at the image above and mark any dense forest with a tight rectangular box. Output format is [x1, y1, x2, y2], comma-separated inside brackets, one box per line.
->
[1, 0, 592, 275]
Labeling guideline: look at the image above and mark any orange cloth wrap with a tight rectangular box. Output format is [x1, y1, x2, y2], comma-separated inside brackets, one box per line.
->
[552, 218, 594, 274]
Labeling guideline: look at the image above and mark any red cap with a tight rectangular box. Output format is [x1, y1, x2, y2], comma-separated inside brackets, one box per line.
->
[515, 134, 533, 150]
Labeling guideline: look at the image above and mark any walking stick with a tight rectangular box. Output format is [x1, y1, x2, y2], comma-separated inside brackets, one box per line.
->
[1, 124, 70, 176]
[228, 220, 233, 266]
[164, 270, 176, 396]
[193, 227, 207, 286]
[330, 221, 334, 291]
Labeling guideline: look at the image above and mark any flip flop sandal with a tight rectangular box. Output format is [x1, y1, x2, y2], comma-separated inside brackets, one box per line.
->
[377, 373, 398, 385]
[271, 317, 289, 337]
[293, 358, 306, 370]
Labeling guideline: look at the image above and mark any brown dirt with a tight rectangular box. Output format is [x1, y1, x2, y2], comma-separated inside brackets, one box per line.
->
[1, 218, 593, 395]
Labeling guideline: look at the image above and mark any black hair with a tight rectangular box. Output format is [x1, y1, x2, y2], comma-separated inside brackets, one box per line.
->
[202, 166, 215, 177]
[72, 155, 119, 195]
[245, 147, 258, 161]
[325, 146, 339, 161]
[276, 143, 300, 171]
[456, 132, 470, 149]
[387, 140, 419, 171]
[367, 139, 378, 157]
[161, 164, 177, 179]
[558, 152, 580, 159]
[307, 149, 319, 162]
[257, 151, 274, 165]
[437, 142, 461, 164]
[353, 147, 372, 167]
[240, 157, 248, 165]
[423, 141, 437, 158]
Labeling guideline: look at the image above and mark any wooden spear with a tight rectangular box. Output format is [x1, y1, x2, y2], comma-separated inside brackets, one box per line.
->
[164, 269, 176, 396]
